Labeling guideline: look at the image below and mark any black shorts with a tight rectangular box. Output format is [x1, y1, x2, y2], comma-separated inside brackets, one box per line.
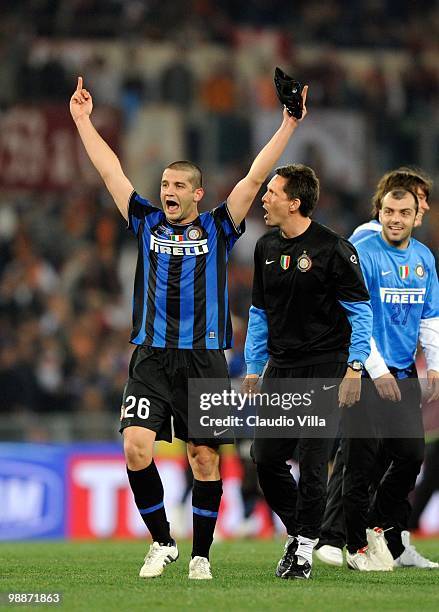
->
[119, 346, 232, 446]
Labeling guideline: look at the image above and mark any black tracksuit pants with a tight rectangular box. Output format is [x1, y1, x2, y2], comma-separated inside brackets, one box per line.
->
[318, 444, 346, 548]
[342, 375, 425, 557]
[251, 362, 346, 540]
[319, 441, 389, 549]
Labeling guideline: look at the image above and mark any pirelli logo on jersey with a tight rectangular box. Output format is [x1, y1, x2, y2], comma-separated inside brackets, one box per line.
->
[150, 234, 209, 256]
[380, 287, 426, 304]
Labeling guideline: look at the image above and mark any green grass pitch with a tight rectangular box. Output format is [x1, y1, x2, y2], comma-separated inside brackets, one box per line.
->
[1, 539, 439, 611]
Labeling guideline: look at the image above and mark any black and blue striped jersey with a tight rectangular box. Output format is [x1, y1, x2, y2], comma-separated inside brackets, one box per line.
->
[127, 191, 245, 349]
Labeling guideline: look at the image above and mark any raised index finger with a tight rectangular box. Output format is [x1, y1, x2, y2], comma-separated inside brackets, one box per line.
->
[76, 76, 83, 92]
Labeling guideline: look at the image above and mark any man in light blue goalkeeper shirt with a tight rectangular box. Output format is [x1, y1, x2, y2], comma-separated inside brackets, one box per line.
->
[341, 188, 439, 571]
[316, 167, 438, 570]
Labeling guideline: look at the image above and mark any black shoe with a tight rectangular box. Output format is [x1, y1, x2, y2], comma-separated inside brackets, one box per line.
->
[275, 536, 298, 577]
[279, 557, 312, 580]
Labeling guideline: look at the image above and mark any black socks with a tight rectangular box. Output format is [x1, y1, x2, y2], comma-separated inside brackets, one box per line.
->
[127, 462, 173, 545]
[191, 479, 223, 559]
[127, 464, 223, 556]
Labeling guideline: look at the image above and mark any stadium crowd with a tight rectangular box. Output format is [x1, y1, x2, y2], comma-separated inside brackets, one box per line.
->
[3, 0, 439, 47]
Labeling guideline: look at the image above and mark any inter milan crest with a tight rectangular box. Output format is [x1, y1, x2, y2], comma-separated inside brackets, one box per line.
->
[399, 265, 409, 280]
[186, 226, 203, 241]
[280, 255, 291, 270]
[297, 251, 312, 273]
[415, 264, 425, 278]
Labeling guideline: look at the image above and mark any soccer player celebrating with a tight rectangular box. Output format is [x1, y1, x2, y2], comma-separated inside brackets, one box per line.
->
[316, 167, 438, 569]
[342, 188, 439, 571]
[70, 76, 308, 580]
[243, 164, 372, 579]
[351, 167, 432, 243]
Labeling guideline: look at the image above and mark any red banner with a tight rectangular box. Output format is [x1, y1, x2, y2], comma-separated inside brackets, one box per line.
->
[0, 105, 120, 191]
[65, 452, 272, 540]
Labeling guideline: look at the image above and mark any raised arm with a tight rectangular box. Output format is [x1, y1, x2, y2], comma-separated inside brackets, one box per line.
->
[227, 86, 308, 226]
[70, 77, 133, 220]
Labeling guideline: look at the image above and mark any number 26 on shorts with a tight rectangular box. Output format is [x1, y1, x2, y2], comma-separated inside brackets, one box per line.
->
[121, 395, 150, 419]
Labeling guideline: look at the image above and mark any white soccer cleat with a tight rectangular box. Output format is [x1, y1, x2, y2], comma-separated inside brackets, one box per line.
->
[366, 527, 394, 571]
[188, 556, 213, 580]
[139, 541, 179, 578]
[315, 544, 343, 567]
[346, 546, 389, 571]
[394, 531, 439, 569]
[346, 548, 371, 571]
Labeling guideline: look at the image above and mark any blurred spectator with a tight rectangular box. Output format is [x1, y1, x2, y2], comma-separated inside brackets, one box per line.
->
[199, 60, 238, 114]
[0, 339, 39, 414]
[120, 48, 150, 126]
[252, 62, 279, 112]
[159, 46, 196, 109]
[84, 55, 121, 107]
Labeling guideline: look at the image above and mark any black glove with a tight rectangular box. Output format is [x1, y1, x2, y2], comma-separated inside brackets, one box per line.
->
[274, 67, 303, 119]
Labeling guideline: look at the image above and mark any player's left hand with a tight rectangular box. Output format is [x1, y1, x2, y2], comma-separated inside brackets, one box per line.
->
[282, 85, 309, 125]
[426, 369, 439, 403]
[338, 368, 362, 408]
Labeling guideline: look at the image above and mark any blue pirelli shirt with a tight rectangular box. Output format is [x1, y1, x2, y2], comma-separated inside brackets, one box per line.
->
[128, 191, 245, 349]
[355, 232, 439, 370]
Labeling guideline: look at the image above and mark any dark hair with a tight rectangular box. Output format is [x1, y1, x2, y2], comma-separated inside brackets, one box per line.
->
[165, 160, 203, 189]
[379, 188, 419, 213]
[371, 167, 432, 220]
[274, 164, 319, 217]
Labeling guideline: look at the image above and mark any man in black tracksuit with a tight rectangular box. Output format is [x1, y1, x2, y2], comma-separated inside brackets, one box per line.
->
[243, 164, 372, 579]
